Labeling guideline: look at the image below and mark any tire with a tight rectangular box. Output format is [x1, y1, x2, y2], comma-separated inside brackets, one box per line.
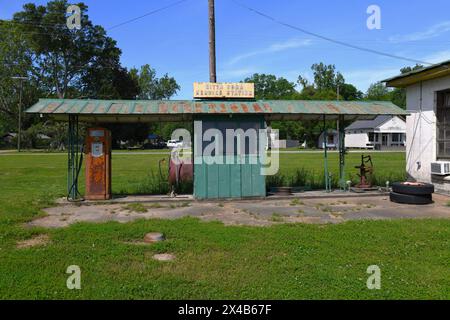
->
[392, 182, 434, 195]
[389, 191, 433, 205]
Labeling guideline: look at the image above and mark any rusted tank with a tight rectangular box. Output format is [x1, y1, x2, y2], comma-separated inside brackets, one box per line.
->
[168, 148, 193, 186]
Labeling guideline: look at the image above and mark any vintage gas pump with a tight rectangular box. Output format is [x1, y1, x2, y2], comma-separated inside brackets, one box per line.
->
[85, 128, 112, 200]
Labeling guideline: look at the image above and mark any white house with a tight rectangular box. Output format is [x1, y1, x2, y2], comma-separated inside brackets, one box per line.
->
[345, 115, 406, 150]
[317, 129, 339, 149]
[384, 59, 450, 192]
[267, 127, 300, 149]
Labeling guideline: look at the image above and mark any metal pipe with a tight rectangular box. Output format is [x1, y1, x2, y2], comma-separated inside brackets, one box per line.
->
[323, 115, 330, 192]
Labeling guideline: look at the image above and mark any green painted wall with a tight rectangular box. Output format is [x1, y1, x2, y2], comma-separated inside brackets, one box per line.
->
[193, 115, 266, 199]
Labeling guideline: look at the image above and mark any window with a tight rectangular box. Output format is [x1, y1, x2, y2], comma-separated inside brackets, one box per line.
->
[368, 132, 378, 142]
[437, 90, 450, 159]
[327, 134, 334, 144]
[392, 133, 400, 142]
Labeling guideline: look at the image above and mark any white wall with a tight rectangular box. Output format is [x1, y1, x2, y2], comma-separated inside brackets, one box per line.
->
[378, 116, 406, 133]
[345, 132, 369, 148]
[405, 75, 450, 187]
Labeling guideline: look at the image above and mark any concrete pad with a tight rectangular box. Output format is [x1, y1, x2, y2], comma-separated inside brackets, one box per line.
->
[28, 193, 450, 228]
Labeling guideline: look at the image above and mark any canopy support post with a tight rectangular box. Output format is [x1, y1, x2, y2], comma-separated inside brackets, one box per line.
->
[323, 115, 331, 193]
[67, 115, 81, 201]
[338, 115, 346, 191]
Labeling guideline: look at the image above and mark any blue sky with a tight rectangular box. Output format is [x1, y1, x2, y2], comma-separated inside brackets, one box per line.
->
[2, 0, 450, 99]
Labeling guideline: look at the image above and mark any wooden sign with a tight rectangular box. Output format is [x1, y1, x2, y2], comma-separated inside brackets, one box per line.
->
[193, 82, 255, 99]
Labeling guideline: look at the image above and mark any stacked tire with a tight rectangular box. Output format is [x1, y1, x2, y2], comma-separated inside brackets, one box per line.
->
[390, 182, 434, 205]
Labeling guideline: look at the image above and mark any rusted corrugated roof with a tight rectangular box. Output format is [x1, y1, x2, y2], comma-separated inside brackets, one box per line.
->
[25, 98, 408, 122]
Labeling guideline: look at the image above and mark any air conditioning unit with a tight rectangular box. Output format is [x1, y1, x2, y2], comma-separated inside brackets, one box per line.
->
[431, 161, 450, 175]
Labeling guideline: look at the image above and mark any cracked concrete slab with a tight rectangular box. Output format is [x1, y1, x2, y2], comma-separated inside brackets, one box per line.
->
[27, 194, 450, 228]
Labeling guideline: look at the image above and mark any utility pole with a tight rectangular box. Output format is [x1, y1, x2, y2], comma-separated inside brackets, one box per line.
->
[11, 76, 28, 152]
[208, 0, 217, 82]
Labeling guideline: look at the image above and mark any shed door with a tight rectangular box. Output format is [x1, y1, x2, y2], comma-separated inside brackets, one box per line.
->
[194, 115, 266, 199]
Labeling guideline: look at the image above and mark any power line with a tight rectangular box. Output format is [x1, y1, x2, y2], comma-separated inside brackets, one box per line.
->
[107, 0, 190, 31]
[232, 0, 435, 66]
[1, 0, 190, 33]
[0, 1, 191, 70]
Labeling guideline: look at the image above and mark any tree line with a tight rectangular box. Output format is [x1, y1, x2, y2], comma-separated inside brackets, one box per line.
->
[243, 63, 421, 146]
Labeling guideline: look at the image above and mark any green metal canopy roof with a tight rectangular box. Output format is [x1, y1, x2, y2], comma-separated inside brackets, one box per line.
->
[26, 98, 408, 122]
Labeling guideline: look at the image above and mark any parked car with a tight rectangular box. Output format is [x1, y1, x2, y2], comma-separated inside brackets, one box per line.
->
[127, 144, 144, 150]
[142, 141, 167, 149]
[167, 140, 183, 148]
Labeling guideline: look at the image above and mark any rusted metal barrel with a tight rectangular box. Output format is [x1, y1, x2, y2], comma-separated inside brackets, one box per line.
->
[168, 148, 193, 186]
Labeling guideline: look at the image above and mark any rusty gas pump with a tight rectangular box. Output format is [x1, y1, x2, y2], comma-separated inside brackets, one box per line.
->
[84, 128, 112, 200]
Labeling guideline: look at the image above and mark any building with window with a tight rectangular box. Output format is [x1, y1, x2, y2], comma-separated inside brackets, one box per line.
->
[317, 129, 339, 149]
[344, 115, 406, 150]
[384, 60, 450, 192]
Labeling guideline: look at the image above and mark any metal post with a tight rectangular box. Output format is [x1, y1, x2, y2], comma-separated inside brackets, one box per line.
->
[68, 116, 73, 198]
[17, 80, 23, 152]
[11, 76, 27, 152]
[338, 115, 346, 190]
[208, 0, 217, 82]
[67, 115, 80, 200]
[323, 115, 330, 192]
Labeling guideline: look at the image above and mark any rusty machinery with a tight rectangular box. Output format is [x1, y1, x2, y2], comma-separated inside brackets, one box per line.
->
[159, 148, 193, 197]
[84, 128, 112, 200]
[354, 155, 374, 189]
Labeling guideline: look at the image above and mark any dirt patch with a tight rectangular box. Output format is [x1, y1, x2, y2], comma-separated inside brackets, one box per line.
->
[16, 234, 50, 249]
[152, 253, 175, 261]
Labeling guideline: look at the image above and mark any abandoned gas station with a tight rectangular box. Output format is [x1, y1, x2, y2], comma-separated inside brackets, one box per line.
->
[26, 95, 408, 201]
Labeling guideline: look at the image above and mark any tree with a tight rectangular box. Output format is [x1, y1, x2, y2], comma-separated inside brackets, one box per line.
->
[339, 83, 363, 101]
[2, 1, 182, 148]
[366, 64, 424, 108]
[366, 82, 391, 101]
[13, 0, 128, 99]
[130, 64, 180, 100]
[297, 63, 361, 101]
[310, 63, 344, 92]
[296, 63, 359, 145]
[244, 73, 299, 100]
[400, 64, 424, 74]
[391, 64, 423, 108]
[0, 20, 42, 133]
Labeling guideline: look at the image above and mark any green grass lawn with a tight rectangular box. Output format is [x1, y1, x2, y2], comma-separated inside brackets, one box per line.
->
[0, 152, 449, 299]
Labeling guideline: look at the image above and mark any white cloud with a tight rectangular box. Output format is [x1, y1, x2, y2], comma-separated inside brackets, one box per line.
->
[227, 38, 312, 65]
[343, 50, 450, 92]
[422, 50, 450, 64]
[219, 67, 256, 80]
[389, 21, 450, 43]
